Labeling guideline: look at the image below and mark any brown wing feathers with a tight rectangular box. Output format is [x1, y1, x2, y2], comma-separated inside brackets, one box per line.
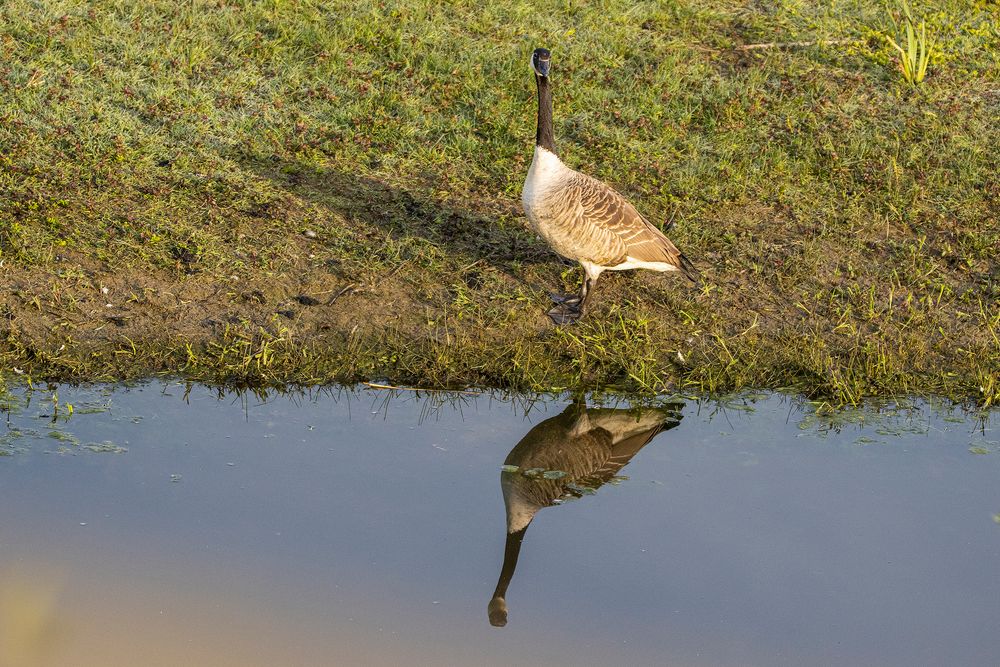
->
[571, 175, 699, 283]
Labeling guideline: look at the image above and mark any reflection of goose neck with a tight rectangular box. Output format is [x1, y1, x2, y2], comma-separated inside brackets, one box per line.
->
[487, 402, 684, 627]
[488, 526, 528, 627]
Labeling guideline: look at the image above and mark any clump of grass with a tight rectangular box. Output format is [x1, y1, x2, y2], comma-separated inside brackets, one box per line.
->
[885, 0, 932, 85]
[551, 307, 671, 393]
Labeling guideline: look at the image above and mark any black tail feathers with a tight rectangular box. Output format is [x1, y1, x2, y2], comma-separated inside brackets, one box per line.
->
[679, 253, 700, 286]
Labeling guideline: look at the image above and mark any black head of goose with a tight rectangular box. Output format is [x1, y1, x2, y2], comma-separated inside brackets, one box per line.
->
[522, 47, 699, 325]
[487, 399, 683, 627]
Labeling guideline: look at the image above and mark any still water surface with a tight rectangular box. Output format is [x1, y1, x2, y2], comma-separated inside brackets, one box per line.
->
[1, 383, 998, 666]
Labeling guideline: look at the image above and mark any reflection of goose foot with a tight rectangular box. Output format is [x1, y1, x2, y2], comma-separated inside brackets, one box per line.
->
[488, 596, 508, 627]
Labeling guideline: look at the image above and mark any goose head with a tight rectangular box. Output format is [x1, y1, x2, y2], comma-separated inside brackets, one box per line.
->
[531, 47, 551, 78]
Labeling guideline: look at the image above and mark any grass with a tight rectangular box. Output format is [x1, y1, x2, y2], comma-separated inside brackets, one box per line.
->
[0, 0, 998, 405]
[885, 0, 933, 85]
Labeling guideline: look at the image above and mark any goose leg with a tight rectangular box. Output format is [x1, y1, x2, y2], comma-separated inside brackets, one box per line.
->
[577, 273, 598, 313]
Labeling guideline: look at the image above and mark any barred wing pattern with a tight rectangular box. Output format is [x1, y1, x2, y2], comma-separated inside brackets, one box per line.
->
[568, 173, 687, 270]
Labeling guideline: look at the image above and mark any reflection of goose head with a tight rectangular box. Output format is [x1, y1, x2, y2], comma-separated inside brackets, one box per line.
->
[487, 568, 513, 626]
[488, 401, 683, 627]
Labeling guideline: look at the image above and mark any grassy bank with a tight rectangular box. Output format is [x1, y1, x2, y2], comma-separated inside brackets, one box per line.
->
[1, 0, 998, 404]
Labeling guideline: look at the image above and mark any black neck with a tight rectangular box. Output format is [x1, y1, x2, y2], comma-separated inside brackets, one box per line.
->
[535, 75, 556, 152]
[491, 525, 527, 601]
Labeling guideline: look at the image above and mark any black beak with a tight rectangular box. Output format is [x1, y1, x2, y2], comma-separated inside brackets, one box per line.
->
[535, 58, 550, 77]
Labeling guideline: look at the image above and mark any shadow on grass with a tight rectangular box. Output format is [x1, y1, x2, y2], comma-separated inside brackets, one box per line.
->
[240, 155, 555, 272]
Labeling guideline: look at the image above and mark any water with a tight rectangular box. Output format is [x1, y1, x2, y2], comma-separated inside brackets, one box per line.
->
[1, 383, 998, 667]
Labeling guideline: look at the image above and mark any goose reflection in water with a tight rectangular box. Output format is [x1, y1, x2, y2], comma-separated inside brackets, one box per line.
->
[488, 400, 683, 627]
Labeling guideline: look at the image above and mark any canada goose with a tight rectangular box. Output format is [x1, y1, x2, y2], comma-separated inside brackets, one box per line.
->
[487, 400, 683, 627]
[522, 47, 699, 324]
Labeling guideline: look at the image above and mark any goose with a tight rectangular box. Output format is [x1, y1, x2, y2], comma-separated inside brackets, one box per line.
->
[487, 400, 683, 627]
[522, 47, 699, 324]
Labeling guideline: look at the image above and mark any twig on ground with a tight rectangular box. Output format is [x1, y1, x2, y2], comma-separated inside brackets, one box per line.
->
[326, 283, 362, 305]
[735, 38, 858, 51]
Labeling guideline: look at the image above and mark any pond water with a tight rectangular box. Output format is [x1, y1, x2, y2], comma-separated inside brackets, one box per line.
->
[1, 383, 998, 667]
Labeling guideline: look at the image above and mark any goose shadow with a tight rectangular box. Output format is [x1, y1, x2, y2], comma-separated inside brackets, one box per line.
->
[239, 156, 556, 272]
[487, 399, 684, 627]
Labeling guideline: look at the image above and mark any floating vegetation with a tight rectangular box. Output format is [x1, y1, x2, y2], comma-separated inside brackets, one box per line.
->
[0, 383, 120, 456]
[502, 467, 571, 481]
[0, 428, 39, 456]
[47, 431, 80, 445]
[1, 379, 995, 463]
[82, 441, 127, 454]
[968, 439, 997, 456]
[75, 402, 113, 415]
[789, 395, 987, 442]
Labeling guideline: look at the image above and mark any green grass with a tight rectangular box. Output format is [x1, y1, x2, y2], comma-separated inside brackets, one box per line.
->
[0, 0, 998, 405]
[885, 0, 933, 85]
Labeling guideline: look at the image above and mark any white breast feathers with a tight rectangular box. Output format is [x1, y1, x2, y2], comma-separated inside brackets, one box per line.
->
[522, 146, 571, 211]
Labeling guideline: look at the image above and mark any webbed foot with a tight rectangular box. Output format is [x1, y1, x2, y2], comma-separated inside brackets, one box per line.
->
[548, 292, 581, 306]
[548, 302, 583, 325]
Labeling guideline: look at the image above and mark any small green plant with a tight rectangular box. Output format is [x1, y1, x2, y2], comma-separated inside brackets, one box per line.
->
[885, 0, 932, 85]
